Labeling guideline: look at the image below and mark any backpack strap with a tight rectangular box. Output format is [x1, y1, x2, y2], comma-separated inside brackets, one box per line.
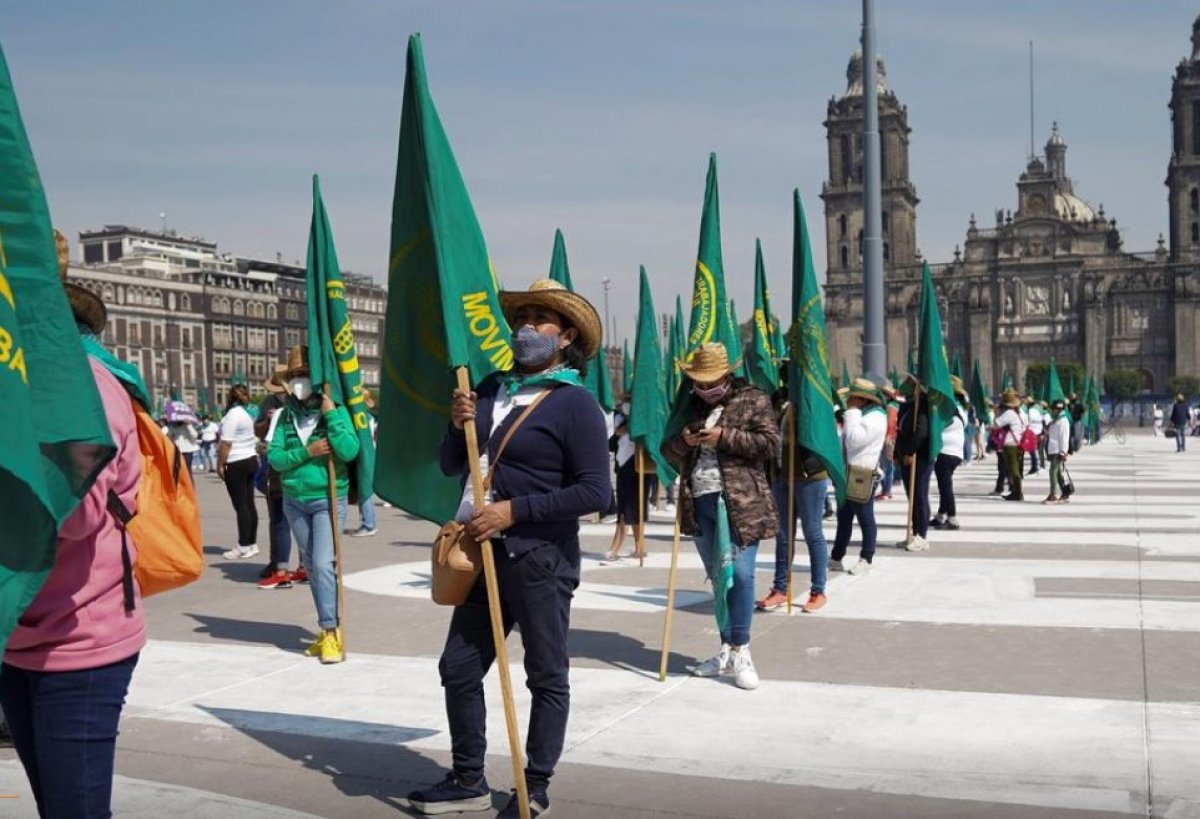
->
[483, 389, 551, 490]
[106, 489, 137, 613]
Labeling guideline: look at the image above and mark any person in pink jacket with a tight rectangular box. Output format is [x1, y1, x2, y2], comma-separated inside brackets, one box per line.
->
[0, 255, 146, 819]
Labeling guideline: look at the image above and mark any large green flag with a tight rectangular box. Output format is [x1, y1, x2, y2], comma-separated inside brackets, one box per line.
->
[622, 339, 633, 395]
[1001, 368, 1012, 390]
[729, 299, 747, 379]
[305, 175, 377, 498]
[746, 239, 779, 392]
[629, 267, 676, 483]
[664, 312, 681, 401]
[1087, 376, 1102, 443]
[786, 191, 846, 501]
[0, 44, 115, 651]
[548, 228, 574, 291]
[890, 364, 901, 390]
[1045, 359, 1066, 405]
[376, 34, 514, 523]
[1067, 371, 1076, 398]
[546, 230, 612, 411]
[673, 294, 686, 359]
[970, 358, 992, 424]
[951, 351, 963, 380]
[841, 360, 851, 389]
[916, 262, 957, 460]
[685, 153, 740, 361]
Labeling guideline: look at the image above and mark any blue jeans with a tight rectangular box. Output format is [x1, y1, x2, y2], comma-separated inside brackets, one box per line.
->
[1176, 427, 1187, 452]
[831, 494, 878, 563]
[284, 495, 347, 629]
[358, 494, 378, 530]
[771, 478, 829, 595]
[692, 492, 758, 646]
[0, 654, 139, 819]
[879, 456, 895, 495]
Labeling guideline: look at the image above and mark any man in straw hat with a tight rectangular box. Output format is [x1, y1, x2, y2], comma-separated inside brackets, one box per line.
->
[829, 378, 888, 572]
[994, 387, 1027, 501]
[409, 279, 609, 819]
[661, 342, 780, 690]
[253, 363, 297, 589]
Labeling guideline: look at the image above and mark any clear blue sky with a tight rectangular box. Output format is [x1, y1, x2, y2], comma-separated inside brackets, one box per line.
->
[4, 1, 1193, 345]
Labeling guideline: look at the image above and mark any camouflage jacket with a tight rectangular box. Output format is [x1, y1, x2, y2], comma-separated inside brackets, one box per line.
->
[661, 380, 780, 544]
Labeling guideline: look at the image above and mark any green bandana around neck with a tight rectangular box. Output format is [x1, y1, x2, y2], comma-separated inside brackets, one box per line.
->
[81, 331, 152, 408]
[498, 365, 583, 397]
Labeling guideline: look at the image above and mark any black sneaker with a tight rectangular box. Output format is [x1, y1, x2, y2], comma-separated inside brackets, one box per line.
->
[259, 562, 279, 579]
[408, 772, 491, 815]
[496, 790, 550, 819]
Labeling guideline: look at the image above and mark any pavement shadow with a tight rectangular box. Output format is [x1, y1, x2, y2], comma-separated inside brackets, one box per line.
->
[186, 613, 317, 654]
[568, 627, 693, 680]
[205, 549, 273, 586]
[199, 706, 463, 815]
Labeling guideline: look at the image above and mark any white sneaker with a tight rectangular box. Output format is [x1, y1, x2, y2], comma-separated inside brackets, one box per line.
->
[847, 558, 873, 575]
[690, 644, 731, 677]
[829, 559, 845, 572]
[905, 536, 930, 552]
[731, 646, 759, 690]
[349, 527, 378, 538]
[222, 544, 260, 559]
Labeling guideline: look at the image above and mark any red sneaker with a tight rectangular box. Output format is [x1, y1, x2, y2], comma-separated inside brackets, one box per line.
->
[755, 589, 788, 611]
[289, 567, 309, 584]
[257, 571, 293, 590]
[801, 592, 828, 613]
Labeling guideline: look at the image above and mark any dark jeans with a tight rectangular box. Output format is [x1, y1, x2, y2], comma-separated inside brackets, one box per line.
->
[771, 478, 829, 595]
[1176, 427, 1187, 452]
[832, 493, 878, 563]
[1003, 446, 1024, 498]
[934, 454, 962, 518]
[267, 492, 292, 567]
[900, 458, 935, 537]
[440, 541, 579, 793]
[182, 450, 194, 476]
[0, 654, 139, 819]
[1027, 437, 1041, 472]
[224, 456, 259, 546]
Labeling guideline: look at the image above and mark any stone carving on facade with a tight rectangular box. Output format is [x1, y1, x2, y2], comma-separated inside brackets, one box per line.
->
[1062, 287, 1071, 313]
[1025, 284, 1051, 316]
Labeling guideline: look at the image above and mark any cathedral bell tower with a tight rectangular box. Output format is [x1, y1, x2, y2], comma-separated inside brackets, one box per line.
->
[821, 50, 920, 284]
[1167, 14, 1200, 262]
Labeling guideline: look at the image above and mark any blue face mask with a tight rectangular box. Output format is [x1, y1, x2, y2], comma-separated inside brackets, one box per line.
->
[512, 325, 560, 368]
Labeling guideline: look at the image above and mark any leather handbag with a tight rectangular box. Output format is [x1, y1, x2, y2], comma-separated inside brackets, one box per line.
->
[845, 464, 877, 504]
[1061, 466, 1076, 498]
[431, 390, 550, 606]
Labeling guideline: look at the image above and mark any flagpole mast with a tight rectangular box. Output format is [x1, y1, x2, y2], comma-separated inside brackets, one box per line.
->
[636, 444, 646, 567]
[861, 0, 886, 382]
[785, 405, 797, 615]
[905, 387, 920, 545]
[455, 367, 531, 819]
[658, 505, 683, 682]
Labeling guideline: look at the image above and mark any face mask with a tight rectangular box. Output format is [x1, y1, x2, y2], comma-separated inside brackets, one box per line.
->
[512, 325, 561, 368]
[621, 402, 631, 415]
[692, 381, 729, 405]
[289, 377, 313, 402]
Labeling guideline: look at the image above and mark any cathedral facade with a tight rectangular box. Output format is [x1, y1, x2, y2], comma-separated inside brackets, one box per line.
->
[822, 14, 1200, 394]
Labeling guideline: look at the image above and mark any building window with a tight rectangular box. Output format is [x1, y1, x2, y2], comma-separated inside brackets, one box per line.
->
[106, 240, 123, 261]
[883, 242, 890, 262]
[83, 243, 103, 264]
[1193, 103, 1200, 155]
[181, 294, 191, 311]
[232, 300, 245, 316]
[267, 303, 277, 320]
[838, 214, 847, 238]
[129, 323, 141, 345]
[840, 134, 852, 184]
[882, 212, 890, 233]
[1191, 222, 1198, 244]
[840, 246, 849, 269]
[153, 325, 164, 347]
[182, 328, 192, 348]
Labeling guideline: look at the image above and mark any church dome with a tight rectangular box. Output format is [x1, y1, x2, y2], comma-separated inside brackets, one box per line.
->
[842, 49, 888, 99]
[1046, 121, 1066, 148]
[1054, 192, 1094, 222]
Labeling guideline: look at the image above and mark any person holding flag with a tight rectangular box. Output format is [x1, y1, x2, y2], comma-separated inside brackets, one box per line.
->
[267, 346, 360, 663]
[829, 379, 888, 573]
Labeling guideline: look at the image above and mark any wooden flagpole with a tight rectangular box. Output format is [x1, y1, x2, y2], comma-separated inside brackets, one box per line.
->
[456, 367, 531, 819]
[658, 502, 683, 682]
[785, 405, 797, 614]
[636, 444, 646, 567]
[905, 387, 921, 546]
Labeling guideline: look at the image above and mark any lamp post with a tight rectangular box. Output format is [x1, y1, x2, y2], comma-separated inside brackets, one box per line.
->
[601, 277, 612, 347]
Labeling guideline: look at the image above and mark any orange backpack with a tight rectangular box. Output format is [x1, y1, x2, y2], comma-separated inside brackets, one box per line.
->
[106, 398, 204, 608]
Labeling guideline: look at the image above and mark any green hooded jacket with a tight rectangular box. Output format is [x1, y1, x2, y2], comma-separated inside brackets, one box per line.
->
[268, 401, 361, 502]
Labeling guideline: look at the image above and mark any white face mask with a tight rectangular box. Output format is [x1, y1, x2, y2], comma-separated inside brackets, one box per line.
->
[621, 402, 631, 415]
[289, 377, 314, 402]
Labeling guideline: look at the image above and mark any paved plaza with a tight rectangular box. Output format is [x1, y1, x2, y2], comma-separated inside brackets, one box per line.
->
[2, 432, 1198, 818]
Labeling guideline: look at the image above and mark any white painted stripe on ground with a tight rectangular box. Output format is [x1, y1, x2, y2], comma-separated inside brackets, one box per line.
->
[124, 640, 1199, 817]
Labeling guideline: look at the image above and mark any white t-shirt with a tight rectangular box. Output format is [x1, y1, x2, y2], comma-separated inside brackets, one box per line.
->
[690, 406, 725, 497]
[1027, 405, 1045, 434]
[169, 422, 199, 454]
[995, 408, 1026, 446]
[1046, 415, 1071, 455]
[219, 405, 259, 463]
[200, 420, 220, 443]
[454, 385, 542, 523]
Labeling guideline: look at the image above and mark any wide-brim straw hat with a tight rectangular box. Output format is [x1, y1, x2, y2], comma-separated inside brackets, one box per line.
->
[283, 345, 311, 380]
[499, 278, 602, 360]
[681, 342, 736, 383]
[57, 229, 107, 335]
[1000, 388, 1021, 408]
[363, 387, 377, 412]
[264, 363, 288, 395]
[847, 377, 883, 406]
[950, 374, 968, 399]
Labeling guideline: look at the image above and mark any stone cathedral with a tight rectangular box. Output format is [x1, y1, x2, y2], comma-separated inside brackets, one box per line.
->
[822, 14, 1200, 393]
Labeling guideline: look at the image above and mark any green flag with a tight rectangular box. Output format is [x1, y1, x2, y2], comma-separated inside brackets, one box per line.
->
[890, 364, 900, 391]
[951, 351, 963, 380]
[674, 294, 686, 358]
[1067, 371, 1076, 398]
[685, 153, 740, 361]
[729, 299, 747, 379]
[0, 44, 115, 651]
[771, 314, 786, 367]
[916, 262, 957, 460]
[622, 339, 633, 395]
[664, 312, 681, 401]
[841, 360, 851, 389]
[746, 239, 779, 392]
[786, 190, 846, 501]
[376, 34, 514, 523]
[547, 228, 574, 291]
[1001, 369, 1013, 390]
[547, 230, 611, 411]
[970, 358, 992, 424]
[1087, 376, 1102, 443]
[305, 175, 377, 499]
[1045, 359, 1066, 405]
[629, 267, 676, 483]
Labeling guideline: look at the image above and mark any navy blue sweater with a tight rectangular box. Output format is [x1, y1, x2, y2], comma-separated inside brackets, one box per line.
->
[439, 375, 611, 559]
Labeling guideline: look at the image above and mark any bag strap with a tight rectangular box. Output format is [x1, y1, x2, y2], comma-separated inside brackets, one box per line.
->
[105, 489, 137, 613]
[483, 389, 551, 490]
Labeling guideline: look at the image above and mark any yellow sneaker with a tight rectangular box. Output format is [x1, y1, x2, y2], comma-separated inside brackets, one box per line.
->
[304, 632, 327, 657]
[319, 630, 344, 665]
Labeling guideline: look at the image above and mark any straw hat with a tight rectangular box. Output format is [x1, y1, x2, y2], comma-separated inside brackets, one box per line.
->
[950, 374, 968, 398]
[264, 363, 288, 395]
[499, 278, 602, 359]
[847, 377, 883, 406]
[57, 230, 107, 334]
[681, 342, 735, 383]
[363, 387, 377, 412]
[283, 345, 310, 380]
[1000, 388, 1021, 408]
[1177, 393, 1186, 402]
